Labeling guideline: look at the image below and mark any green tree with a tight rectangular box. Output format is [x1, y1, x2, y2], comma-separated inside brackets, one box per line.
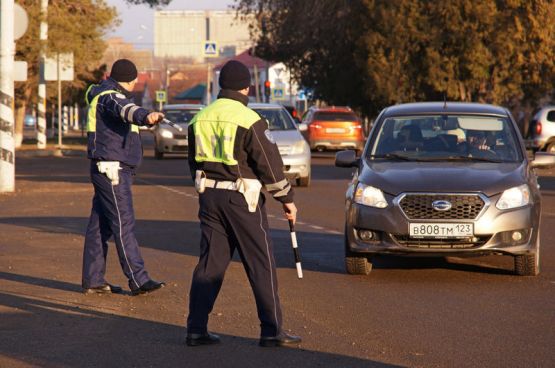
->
[15, 0, 118, 146]
[237, 0, 555, 122]
[236, 0, 371, 114]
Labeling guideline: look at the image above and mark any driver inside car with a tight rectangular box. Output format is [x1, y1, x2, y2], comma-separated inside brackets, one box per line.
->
[458, 130, 496, 156]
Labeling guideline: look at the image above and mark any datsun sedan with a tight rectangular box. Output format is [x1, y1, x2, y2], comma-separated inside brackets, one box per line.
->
[336, 102, 555, 276]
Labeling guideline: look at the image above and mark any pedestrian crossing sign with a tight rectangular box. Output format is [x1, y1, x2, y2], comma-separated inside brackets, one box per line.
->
[272, 88, 285, 100]
[204, 41, 219, 57]
[155, 90, 167, 103]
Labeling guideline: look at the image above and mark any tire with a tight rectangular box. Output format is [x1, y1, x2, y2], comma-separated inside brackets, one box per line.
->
[345, 256, 372, 275]
[296, 172, 311, 187]
[154, 148, 164, 160]
[514, 233, 540, 276]
[546, 141, 555, 153]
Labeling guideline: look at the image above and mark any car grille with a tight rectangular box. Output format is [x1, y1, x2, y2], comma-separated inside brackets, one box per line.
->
[278, 145, 291, 155]
[399, 194, 485, 220]
[174, 134, 187, 140]
[391, 234, 491, 249]
[171, 145, 187, 152]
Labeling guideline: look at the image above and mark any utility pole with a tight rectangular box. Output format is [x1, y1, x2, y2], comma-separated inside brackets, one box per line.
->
[57, 53, 62, 147]
[36, 0, 48, 149]
[0, 0, 16, 192]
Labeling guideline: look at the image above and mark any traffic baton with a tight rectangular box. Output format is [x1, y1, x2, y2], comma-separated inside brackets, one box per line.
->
[288, 219, 303, 279]
[162, 118, 183, 132]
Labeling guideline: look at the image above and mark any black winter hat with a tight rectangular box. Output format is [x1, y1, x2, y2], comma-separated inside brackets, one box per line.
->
[110, 59, 138, 83]
[219, 60, 251, 90]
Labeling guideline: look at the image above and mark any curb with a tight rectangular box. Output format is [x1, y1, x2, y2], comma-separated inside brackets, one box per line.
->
[16, 149, 86, 158]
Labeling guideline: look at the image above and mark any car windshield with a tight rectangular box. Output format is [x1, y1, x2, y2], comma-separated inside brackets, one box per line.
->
[314, 111, 358, 121]
[368, 115, 523, 162]
[163, 109, 200, 124]
[254, 108, 297, 131]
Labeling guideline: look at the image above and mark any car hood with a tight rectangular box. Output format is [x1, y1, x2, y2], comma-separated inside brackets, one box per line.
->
[359, 161, 528, 197]
[271, 129, 304, 145]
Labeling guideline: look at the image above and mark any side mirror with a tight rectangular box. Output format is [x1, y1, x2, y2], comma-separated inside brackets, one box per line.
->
[531, 152, 555, 168]
[298, 123, 308, 132]
[335, 150, 360, 168]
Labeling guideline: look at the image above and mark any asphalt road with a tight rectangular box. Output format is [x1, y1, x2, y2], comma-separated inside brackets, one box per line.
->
[0, 135, 554, 368]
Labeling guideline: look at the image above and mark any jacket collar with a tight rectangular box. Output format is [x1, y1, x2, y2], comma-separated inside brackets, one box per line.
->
[104, 77, 133, 98]
[217, 89, 249, 106]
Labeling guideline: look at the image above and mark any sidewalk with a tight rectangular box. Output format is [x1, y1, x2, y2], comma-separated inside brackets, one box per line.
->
[16, 129, 87, 158]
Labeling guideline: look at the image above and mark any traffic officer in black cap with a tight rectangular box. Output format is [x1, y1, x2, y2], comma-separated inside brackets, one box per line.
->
[82, 58, 166, 296]
[185, 60, 302, 347]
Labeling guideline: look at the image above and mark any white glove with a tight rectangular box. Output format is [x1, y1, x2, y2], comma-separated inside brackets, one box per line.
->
[97, 161, 121, 185]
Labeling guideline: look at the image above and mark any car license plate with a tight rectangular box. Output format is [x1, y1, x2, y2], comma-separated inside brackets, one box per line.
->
[325, 128, 345, 133]
[176, 139, 188, 145]
[409, 223, 473, 238]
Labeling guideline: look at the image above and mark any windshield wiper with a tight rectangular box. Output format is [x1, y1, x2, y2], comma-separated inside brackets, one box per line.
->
[444, 155, 505, 163]
[368, 153, 415, 161]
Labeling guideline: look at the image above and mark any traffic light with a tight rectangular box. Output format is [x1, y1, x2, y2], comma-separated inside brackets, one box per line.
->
[264, 80, 271, 98]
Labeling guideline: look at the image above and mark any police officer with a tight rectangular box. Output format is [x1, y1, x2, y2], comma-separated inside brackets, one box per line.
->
[185, 60, 301, 347]
[82, 59, 166, 296]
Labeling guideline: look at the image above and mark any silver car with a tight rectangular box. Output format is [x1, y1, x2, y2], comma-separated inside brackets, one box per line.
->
[336, 102, 555, 276]
[528, 105, 555, 152]
[250, 103, 311, 186]
[152, 104, 204, 159]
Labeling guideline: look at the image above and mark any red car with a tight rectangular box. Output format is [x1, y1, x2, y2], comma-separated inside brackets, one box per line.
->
[301, 106, 364, 153]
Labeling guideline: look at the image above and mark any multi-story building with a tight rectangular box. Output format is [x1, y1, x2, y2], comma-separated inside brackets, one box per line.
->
[154, 10, 252, 61]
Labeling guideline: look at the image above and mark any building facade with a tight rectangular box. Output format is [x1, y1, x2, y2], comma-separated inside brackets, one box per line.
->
[154, 10, 252, 61]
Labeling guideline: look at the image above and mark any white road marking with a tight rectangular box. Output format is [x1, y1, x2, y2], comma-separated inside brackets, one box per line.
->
[136, 178, 343, 236]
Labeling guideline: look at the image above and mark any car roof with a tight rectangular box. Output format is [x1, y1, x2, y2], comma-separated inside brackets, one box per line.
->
[311, 106, 353, 112]
[381, 102, 508, 117]
[163, 104, 204, 110]
[249, 103, 286, 109]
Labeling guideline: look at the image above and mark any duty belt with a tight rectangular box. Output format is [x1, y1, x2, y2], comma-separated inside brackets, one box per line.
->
[204, 179, 239, 191]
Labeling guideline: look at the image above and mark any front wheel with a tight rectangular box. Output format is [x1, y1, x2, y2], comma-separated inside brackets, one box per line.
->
[345, 256, 372, 275]
[514, 233, 540, 276]
[154, 148, 164, 160]
[296, 172, 311, 187]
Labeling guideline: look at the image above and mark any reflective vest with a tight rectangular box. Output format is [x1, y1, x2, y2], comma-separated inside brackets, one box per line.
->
[86, 88, 139, 134]
[191, 98, 260, 166]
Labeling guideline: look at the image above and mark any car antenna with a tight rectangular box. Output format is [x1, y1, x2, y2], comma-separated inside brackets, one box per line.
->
[443, 77, 448, 109]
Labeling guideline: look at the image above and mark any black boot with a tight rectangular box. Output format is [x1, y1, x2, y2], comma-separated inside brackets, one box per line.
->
[259, 332, 302, 347]
[186, 332, 221, 347]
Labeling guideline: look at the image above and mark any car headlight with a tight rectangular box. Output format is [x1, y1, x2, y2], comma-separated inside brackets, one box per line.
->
[496, 184, 530, 210]
[160, 129, 173, 139]
[354, 183, 388, 208]
[290, 140, 308, 154]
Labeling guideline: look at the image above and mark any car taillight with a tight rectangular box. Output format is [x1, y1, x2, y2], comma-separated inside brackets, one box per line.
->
[310, 124, 322, 129]
[535, 121, 542, 135]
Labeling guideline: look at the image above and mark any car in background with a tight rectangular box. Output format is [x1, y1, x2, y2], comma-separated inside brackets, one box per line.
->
[527, 106, 555, 152]
[336, 102, 555, 276]
[300, 106, 364, 153]
[152, 104, 204, 159]
[251, 103, 311, 186]
[282, 105, 301, 124]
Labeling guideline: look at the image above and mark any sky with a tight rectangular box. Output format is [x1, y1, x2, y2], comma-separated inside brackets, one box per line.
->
[105, 0, 236, 49]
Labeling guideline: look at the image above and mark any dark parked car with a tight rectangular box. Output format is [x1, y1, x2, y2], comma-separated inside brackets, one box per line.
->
[336, 102, 555, 276]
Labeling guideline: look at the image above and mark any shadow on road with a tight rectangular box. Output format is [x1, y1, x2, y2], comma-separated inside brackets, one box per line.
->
[0, 217, 346, 276]
[0, 215, 519, 277]
[371, 255, 515, 275]
[0, 291, 398, 368]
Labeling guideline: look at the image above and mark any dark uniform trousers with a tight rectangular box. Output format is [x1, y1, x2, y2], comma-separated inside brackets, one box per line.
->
[187, 188, 283, 337]
[82, 161, 150, 291]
